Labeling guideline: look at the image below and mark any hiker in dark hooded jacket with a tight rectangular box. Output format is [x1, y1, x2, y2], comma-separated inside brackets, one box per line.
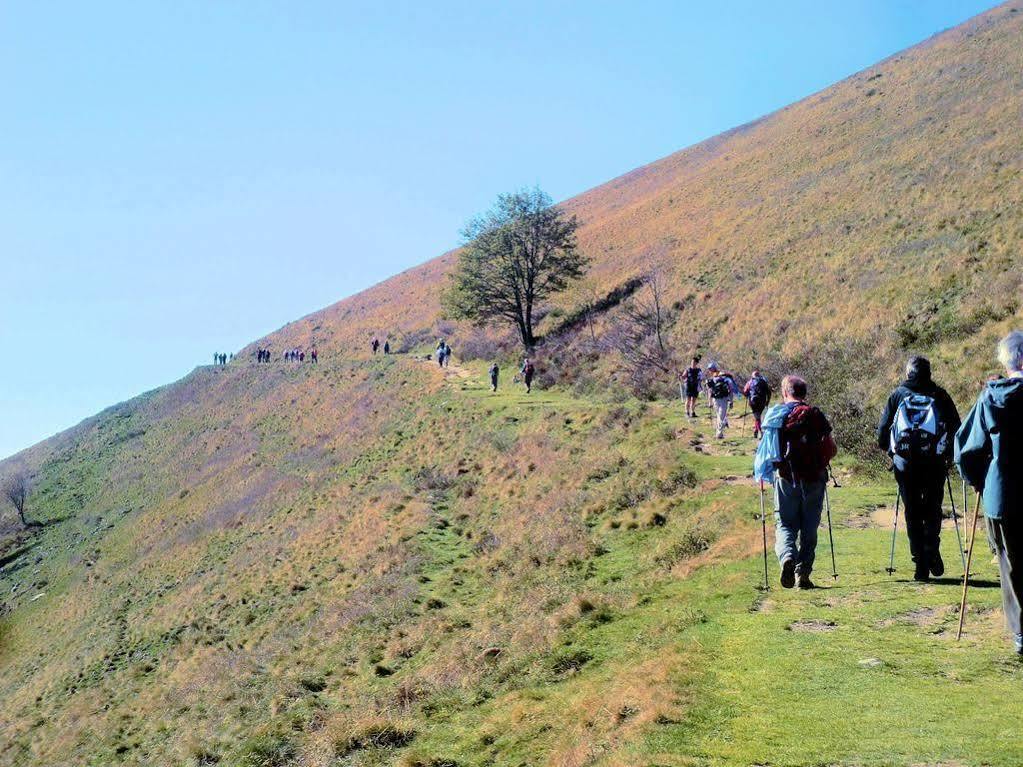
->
[489, 363, 499, 392]
[956, 331, 1023, 656]
[877, 356, 961, 581]
[743, 369, 771, 439]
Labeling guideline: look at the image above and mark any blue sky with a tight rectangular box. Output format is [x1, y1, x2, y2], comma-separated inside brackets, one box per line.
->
[0, 1, 994, 459]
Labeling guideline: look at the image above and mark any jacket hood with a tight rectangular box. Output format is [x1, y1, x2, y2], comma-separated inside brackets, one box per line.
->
[985, 376, 1023, 407]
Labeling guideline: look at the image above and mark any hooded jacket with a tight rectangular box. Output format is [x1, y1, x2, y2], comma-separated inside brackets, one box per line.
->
[876, 373, 961, 459]
[955, 376, 1023, 520]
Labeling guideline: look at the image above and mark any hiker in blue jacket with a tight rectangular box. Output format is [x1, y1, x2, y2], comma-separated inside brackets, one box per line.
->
[955, 331, 1023, 655]
[754, 375, 837, 589]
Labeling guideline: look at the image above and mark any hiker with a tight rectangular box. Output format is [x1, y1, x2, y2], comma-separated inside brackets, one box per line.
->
[372, 338, 380, 355]
[489, 362, 499, 392]
[311, 348, 318, 364]
[299, 351, 305, 362]
[680, 357, 703, 419]
[877, 356, 961, 581]
[743, 369, 772, 439]
[521, 358, 535, 393]
[955, 331, 1023, 655]
[705, 363, 734, 439]
[437, 342, 447, 368]
[754, 375, 837, 589]
[383, 341, 390, 354]
[443, 344, 452, 367]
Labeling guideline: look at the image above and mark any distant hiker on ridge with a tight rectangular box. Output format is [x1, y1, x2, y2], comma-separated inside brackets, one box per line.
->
[705, 363, 734, 439]
[743, 369, 772, 439]
[383, 340, 390, 354]
[956, 331, 1023, 656]
[877, 356, 961, 582]
[372, 338, 380, 355]
[311, 348, 318, 363]
[489, 362, 499, 392]
[521, 358, 535, 393]
[754, 375, 838, 589]
[680, 356, 703, 419]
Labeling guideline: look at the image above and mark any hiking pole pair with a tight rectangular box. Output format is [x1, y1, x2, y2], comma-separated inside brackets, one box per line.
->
[956, 492, 985, 641]
[886, 491, 901, 575]
[758, 479, 770, 591]
[946, 474, 967, 572]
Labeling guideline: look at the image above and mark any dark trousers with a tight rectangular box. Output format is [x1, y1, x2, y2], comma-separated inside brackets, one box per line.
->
[895, 469, 945, 566]
[988, 516, 1023, 638]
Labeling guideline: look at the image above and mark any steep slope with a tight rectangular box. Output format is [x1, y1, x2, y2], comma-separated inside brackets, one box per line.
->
[2, 4, 1023, 766]
[269, 2, 1022, 418]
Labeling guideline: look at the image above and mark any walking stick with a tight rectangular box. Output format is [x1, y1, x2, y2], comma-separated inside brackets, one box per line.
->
[740, 398, 749, 439]
[956, 492, 985, 641]
[824, 486, 838, 580]
[759, 479, 770, 591]
[886, 491, 900, 575]
[947, 474, 967, 572]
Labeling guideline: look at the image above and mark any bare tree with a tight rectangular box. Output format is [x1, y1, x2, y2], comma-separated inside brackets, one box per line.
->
[609, 271, 679, 397]
[3, 473, 31, 527]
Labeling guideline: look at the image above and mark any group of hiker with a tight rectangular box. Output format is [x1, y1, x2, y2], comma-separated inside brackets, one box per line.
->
[370, 338, 391, 355]
[253, 348, 318, 363]
[212, 352, 232, 365]
[283, 348, 317, 363]
[679, 357, 771, 440]
[744, 331, 1023, 657]
[435, 340, 453, 368]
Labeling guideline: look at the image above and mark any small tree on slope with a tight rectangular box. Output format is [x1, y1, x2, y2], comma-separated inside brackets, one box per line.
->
[442, 187, 588, 350]
[2, 473, 31, 527]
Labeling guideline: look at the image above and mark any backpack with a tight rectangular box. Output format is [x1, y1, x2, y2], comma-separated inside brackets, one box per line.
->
[684, 366, 701, 388]
[748, 377, 770, 411]
[889, 394, 948, 467]
[780, 404, 836, 482]
[708, 376, 731, 399]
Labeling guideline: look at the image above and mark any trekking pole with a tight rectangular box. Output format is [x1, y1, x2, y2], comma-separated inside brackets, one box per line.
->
[824, 486, 838, 580]
[740, 399, 749, 439]
[956, 492, 984, 641]
[886, 492, 900, 575]
[759, 479, 770, 591]
[947, 474, 967, 572]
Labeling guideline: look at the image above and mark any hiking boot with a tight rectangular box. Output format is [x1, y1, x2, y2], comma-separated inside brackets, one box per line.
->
[798, 574, 815, 590]
[780, 559, 796, 589]
[913, 562, 930, 582]
[930, 552, 944, 578]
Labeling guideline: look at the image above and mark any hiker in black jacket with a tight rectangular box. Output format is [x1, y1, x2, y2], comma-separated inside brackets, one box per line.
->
[877, 356, 961, 581]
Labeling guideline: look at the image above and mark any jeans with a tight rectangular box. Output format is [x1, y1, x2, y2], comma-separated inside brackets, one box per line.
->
[989, 516, 1023, 639]
[894, 469, 945, 567]
[774, 476, 827, 575]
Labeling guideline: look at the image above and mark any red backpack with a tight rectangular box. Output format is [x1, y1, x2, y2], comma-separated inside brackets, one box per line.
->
[780, 403, 837, 482]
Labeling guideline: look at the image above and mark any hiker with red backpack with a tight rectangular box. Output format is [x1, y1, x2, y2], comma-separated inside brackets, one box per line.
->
[743, 369, 772, 439]
[680, 357, 703, 419]
[877, 356, 961, 582]
[753, 375, 838, 589]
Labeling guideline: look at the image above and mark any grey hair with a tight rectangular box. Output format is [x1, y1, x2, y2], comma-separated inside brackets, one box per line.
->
[997, 330, 1023, 373]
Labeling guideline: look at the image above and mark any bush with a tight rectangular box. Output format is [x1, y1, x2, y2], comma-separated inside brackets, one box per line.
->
[654, 529, 713, 569]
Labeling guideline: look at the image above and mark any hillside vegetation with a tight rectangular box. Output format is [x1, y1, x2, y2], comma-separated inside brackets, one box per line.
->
[3, 4, 1023, 766]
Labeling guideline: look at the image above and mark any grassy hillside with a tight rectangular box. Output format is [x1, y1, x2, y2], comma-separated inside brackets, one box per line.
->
[265, 2, 1022, 440]
[3, 4, 1023, 766]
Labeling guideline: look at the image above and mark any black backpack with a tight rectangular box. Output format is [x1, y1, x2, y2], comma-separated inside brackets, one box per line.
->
[708, 376, 731, 399]
[684, 366, 701, 388]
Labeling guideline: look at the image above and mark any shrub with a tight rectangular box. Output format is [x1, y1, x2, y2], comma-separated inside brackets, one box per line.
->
[654, 529, 713, 569]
